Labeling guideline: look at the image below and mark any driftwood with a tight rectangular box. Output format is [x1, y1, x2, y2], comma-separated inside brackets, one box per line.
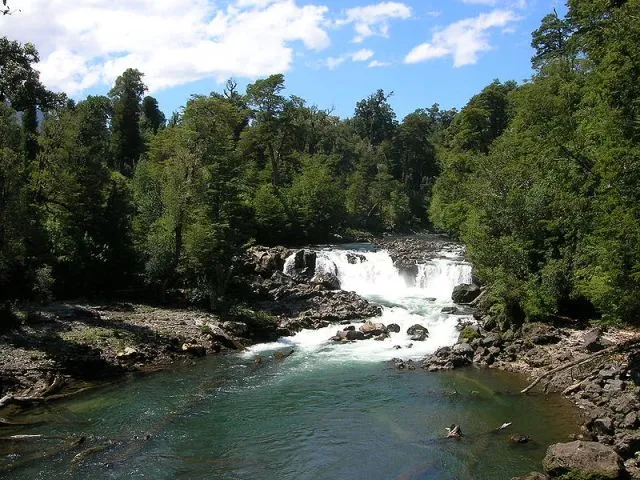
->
[0, 385, 98, 409]
[521, 337, 640, 394]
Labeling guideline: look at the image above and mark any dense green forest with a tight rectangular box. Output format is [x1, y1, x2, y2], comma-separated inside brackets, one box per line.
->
[0, 37, 451, 310]
[1, 0, 639, 325]
[430, 0, 640, 325]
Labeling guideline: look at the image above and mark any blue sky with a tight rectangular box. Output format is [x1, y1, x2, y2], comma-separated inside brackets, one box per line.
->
[0, 0, 565, 119]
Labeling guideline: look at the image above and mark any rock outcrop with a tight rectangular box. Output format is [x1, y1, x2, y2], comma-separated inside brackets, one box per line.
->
[542, 441, 623, 479]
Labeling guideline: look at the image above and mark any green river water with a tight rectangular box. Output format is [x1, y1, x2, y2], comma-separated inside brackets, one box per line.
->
[0, 245, 581, 479]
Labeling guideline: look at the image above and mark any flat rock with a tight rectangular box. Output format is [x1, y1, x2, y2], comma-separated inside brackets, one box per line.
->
[543, 440, 623, 479]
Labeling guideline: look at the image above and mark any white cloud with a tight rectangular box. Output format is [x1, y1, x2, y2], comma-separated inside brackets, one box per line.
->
[351, 48, 375, 62]
[324, 48, 375, 69]
[0, 0, 331, 95]
[336, 2, 412, 43]
[404, 9, 519, 66]
[368, 60, 392, 68]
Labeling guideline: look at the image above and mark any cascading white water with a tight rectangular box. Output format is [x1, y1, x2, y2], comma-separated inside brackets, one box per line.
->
[247, 247, 474, 362]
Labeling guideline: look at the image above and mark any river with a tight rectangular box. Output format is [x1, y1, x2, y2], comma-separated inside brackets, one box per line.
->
[1, 243, 580, 479]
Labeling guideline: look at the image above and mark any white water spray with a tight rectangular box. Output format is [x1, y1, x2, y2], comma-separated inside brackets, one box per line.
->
[247, 246, 474, 362]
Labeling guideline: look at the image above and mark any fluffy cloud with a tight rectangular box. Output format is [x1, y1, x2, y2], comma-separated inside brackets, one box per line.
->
[336, 2, 412, 43]
[404, 9, 518, 66]
[325, 48, 375, 69]
[0, 0, 331, 95]
[368, 60, 392, 68]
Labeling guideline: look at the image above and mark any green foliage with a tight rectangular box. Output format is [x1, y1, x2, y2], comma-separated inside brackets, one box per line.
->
[460, 326, 481, 342]
[429, 1, 640, 325]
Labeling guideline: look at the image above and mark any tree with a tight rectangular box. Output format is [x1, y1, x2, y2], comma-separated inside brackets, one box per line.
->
[0, 37, 61, 161]
[352, 89, 397, 146]
[531, 10, 575, 70]
[140, 96, 166, 135]
[109, 68, 147, 174]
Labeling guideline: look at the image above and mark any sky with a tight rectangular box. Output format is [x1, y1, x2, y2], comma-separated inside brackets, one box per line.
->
[0, 0, 565, 119]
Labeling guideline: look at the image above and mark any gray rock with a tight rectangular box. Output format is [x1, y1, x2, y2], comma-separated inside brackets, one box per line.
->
[543, 440, 623, 479]
[359, 321, 386, 336]
[622, 412, 638, 429]
[592, 417, 614, 435]
[407, 324, 429, 341]
[453, 343, 474, 356]
[222, 321, 249, 337]
[386, 323, 401, 333]
[310, 273, 341, 290]
[481, 334, 502, 348]
[583, 327, 614, 352]
[346, 330, 365, 341]
[451, 283, 481, 304]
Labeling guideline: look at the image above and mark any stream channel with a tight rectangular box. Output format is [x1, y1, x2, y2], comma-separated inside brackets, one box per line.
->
[1, 243, 580, 479]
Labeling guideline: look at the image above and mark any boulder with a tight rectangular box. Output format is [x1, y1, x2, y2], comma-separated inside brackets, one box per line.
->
[359, 321, 386, 336]
[386, 323, 401, 333]
[346, 330, 365, 341]
[222, 321, 249, 337]
[310, 273, 341, 290]
[452, 343, 474, 356]
[407, 324, 429, 341]
[452, 283, 481, 304]
[583, 327, 614, 352]
[542, 441, 623, 479]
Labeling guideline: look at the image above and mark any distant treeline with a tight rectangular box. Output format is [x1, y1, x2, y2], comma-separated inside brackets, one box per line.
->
[1, 0, 639, 325]
[0, 38, 451, 309]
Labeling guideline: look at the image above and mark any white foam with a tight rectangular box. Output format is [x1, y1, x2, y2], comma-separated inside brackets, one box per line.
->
[245, 247, 473, 363]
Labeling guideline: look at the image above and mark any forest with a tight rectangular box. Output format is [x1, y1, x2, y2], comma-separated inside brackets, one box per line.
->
[1, 0, 639, 325]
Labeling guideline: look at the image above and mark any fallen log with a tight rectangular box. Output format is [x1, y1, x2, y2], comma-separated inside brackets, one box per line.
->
[0, 385, 99, 409]
[521, 337, 640, 394]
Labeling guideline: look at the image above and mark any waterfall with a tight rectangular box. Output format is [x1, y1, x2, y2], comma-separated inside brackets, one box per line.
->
[250, 246, 474, 362]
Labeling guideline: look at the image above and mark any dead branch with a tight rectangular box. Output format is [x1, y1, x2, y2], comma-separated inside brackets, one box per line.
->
[0, 385, 99, 409]
[521, 337, 640, 394]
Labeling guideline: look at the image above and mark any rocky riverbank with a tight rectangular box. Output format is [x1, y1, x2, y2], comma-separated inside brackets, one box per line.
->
[405, 303, 640, 478]
[0, 244, 382, 411]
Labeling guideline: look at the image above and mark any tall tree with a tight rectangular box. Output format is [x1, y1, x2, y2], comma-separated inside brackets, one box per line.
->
[109, 68, 146, 175]
[352, 89, 397, 146]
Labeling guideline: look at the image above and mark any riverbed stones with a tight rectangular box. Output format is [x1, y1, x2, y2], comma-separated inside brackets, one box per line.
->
[542, 440, 623, 479]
